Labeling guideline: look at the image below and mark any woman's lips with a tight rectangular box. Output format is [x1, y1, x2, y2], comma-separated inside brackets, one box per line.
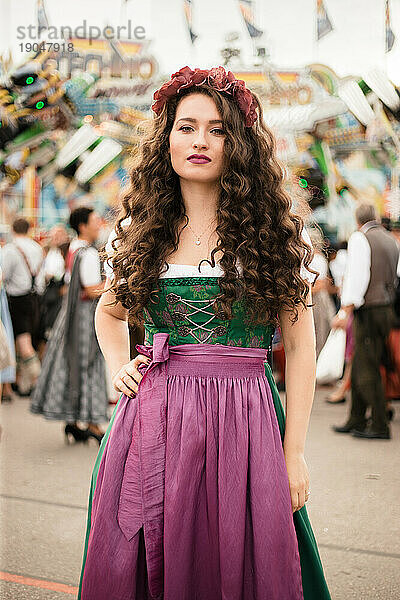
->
[187, 157, 211, 164]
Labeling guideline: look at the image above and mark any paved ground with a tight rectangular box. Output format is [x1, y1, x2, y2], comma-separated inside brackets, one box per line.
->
[0, 387, 399, 599]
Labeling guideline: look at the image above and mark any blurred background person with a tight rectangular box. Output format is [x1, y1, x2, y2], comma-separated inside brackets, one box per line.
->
[332, 204, 400, 440]
[30, 207, 108, 444]
[0, 217, 44, 395]
[40, 224, 70, 344]
[0, 313, 14, 401]
[380, 220, 400, 414]
[43, 224, 70, 284]
[325, 311, 354, 405]
[0, 259, 16, 403]
[325, 241, 354, 404]
[328, 242, 348, 294]
[308, 228, 336, 358]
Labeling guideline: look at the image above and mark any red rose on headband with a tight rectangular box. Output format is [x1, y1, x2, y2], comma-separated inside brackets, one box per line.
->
[235, 86, 258, 128]
[207, 66, 236, 91]
[151, 65, 258, 128]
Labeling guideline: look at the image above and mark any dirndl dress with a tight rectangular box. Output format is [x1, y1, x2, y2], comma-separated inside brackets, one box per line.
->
[78, 275, 331, 600]
[30, 248, 108, 424]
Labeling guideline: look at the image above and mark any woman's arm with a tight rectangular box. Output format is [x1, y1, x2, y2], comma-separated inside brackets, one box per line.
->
[94, 279, 149, 398]
[312, 277, 327, 294]
[83, 282, 105, 299]
[278, 287, 316, 511]
[94, 279, 130, 377]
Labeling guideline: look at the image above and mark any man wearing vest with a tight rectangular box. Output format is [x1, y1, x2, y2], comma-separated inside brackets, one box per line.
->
[332, 204, 400, 439]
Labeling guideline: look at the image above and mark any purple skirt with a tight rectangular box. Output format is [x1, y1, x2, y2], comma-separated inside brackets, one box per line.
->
[80, 333, 304, 600]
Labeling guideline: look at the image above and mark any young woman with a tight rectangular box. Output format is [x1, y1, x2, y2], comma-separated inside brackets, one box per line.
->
[78, 66, 331, 600]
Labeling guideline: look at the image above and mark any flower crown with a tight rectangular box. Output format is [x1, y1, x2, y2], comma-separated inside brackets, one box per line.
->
[151, 65, 258, 128]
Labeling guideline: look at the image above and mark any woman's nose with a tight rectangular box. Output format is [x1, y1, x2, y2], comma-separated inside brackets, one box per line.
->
[193, 132, 208, 150]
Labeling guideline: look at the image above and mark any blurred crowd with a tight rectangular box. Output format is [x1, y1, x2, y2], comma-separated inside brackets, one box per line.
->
[273, 205, 400, 440]
[0, 208, 112, 443]
[1, 203, 400, 443]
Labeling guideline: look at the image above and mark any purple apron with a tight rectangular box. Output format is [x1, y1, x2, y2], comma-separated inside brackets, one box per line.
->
[80, 332, 303, 600]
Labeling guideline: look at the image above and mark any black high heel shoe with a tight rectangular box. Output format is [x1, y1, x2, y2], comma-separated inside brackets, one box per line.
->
[86, 429, 104, 446]
[386, 408, 395, 422]
[326, 396, 346, 404]
[64, 423, 89, 444]
[1, 394, 13, 404]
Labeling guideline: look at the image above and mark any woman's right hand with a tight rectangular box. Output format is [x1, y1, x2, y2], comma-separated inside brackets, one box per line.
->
[112, 355, 151, 398]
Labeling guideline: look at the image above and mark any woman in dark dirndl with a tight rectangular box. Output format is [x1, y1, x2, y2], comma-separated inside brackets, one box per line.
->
[78, 66, 331, 599]
[31, 208, 108, 444]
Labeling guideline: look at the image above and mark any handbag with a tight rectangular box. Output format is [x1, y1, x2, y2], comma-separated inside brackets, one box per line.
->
[316, 327, 346, 384]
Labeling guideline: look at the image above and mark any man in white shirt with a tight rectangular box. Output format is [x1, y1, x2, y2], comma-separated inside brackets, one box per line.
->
[1, 218, 44, 392]
[332, 204, 400, 440]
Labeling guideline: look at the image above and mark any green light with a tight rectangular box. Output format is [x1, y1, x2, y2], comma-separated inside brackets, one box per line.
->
[26, 76, 34, 84]
[298, 178, 308, 188]
[36, 101, 44, 109]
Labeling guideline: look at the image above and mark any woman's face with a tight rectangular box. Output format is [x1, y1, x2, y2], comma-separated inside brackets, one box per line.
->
[168, 93, 225, 185]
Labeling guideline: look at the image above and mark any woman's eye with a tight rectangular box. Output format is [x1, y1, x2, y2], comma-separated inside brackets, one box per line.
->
[178, 125, 225, 135]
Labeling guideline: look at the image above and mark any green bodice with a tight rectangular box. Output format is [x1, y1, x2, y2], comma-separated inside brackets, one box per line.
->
[143, 277, 274, 349]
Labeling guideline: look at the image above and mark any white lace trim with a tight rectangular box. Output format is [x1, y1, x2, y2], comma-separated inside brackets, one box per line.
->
[104, 224, 314, 283]
[159, 262, 223, 279]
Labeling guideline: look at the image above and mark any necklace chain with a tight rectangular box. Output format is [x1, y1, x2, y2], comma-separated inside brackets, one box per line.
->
[186, 216, 217, 246]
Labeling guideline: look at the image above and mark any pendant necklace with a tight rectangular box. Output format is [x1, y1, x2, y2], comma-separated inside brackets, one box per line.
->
[186, 217, 217, 246]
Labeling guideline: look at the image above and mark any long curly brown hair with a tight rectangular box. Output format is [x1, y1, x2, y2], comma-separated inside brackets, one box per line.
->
[107, 84, 314, 328]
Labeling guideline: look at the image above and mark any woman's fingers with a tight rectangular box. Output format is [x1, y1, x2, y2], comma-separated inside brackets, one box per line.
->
[112, 372, 136, 398]
[115, 378, 136, 398]
[291, 482, 309, 512]
[113, 370, 137, 396]
[297, 489, 306, 511]
[121, 369, 140, 393]
[136, 354, 152, 367]
[125, 356, 151, 389]
[291, 490, 300, 513]
[290, 484, 306, 512]
[285, 454, 310, 513]
[113, 355, 151, 398]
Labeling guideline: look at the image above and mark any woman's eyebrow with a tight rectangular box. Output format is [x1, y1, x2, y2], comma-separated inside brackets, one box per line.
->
[176, 118, 223, 124]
